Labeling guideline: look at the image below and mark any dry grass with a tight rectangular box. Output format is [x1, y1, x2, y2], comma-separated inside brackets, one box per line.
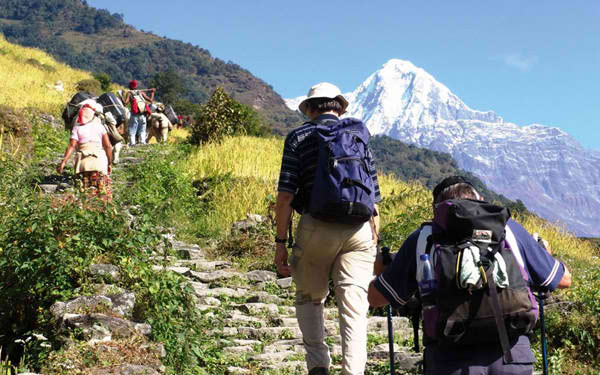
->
[0, 35, 93, 115]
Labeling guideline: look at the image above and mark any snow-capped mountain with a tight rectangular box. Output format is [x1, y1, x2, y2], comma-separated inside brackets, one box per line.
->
[286, 59, 600, 236]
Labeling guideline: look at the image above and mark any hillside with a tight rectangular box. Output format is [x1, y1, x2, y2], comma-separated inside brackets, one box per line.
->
[0, 0, 303, 130]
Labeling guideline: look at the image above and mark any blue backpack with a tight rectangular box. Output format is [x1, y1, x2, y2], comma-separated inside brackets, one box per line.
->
[308, 118, 376, 225]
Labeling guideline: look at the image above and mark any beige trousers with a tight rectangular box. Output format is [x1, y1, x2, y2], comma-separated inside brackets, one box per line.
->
[290, 214, 376, 375]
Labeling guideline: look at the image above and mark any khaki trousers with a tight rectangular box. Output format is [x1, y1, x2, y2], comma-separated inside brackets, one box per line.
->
[290, 214, 376, 375]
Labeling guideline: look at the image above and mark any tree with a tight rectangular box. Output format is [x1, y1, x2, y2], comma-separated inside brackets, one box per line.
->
[151, 70, 185, 105]
[93, 71, 112, 91]
[189, 87, 266, 145]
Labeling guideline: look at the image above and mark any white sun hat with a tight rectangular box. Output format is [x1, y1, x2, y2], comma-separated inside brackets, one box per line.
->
[298, 82, 349, 116]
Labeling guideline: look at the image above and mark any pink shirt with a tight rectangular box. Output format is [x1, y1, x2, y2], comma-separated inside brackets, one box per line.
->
[71, 120, 106, 145]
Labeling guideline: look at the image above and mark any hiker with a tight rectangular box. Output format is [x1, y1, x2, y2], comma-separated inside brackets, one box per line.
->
[368, 176, 572, 375]
[146, 103, 173, 143]
[57, 102, 113, 201]
[122, 80, 155, 146]
[275, 82, 381, 375]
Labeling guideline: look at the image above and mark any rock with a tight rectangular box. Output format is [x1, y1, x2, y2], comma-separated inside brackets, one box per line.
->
[232, 339, 262, 346]
[38, 184, 58, 194]
[275, 277, 293, 289]
[89, 364, 160, 375]
[261, 361, 306, 372]
[106, 292, 136, 317]
[54, 81, 64, 93]
[140, 342, 167, 358]
[222, 327, 238, 336]
[370, 345, 422, 370]
[189, 270, 240, 283]
[175, 259, 230, 271]
[224, 345, 255, 354]
[231, 214, 265, 232]
[251, 351, 297, 362]
[246, 292, 283, 304]
[152, 265, 191, 276]
[236, 303, 279, 316]
[275, 317, 298, 327]
[90, 264, 120, 281]
[237, 326, 302, 340]
[226, 367, 251, 375]
[246, 270, 276, 282]
[63, 313, 151, 339]
[170, 240, 205, 259]
[50, 296, 113, 319]
[194, 287, 247, 299]
[200, 297, 221, 306]
[226, 312, 263, 326]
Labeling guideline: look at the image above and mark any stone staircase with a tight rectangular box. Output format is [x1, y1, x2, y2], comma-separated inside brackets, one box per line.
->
[31, 144, 423, 374]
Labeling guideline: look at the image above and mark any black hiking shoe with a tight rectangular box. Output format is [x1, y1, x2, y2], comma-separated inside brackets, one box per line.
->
[308, 367, 329, 375]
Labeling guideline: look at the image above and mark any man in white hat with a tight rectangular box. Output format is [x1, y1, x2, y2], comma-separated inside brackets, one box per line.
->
[275, 82, 381, 375]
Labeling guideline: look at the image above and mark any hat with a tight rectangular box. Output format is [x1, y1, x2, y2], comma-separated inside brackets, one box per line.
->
[77, 104, 97, 125]
[129, 80, 138, 89]
[298, 82, 349, 116]
[432, 176, 474, 200]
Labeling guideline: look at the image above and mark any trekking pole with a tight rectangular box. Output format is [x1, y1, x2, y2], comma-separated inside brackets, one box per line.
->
[535, 235, 550, 375]
[538, 291, 549, 375]
[381, 246, 395, 375]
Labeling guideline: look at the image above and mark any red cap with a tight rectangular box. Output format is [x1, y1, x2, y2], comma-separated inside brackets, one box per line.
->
[129, 80, 138, 89]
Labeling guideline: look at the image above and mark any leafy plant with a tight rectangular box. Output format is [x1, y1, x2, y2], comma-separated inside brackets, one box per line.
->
[189, 87, 267, 145]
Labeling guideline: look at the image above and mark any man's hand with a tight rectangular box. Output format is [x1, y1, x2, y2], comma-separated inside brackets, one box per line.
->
[374, 250, 395, 276]
[533, 232, 552, 255]
[275, 243, 291, 277]
[57, 161, 66, 174]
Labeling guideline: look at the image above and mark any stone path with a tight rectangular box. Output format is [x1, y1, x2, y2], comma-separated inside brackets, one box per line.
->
[32, 144, 423, 374]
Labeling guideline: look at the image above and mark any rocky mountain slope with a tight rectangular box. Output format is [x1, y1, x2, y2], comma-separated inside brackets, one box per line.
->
[287, 59, 600, 236]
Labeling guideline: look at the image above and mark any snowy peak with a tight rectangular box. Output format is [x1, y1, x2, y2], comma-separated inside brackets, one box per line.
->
[345, 59, 501, 135]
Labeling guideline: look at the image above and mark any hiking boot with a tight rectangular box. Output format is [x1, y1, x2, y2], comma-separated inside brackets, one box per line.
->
[308, 367, 329, 375]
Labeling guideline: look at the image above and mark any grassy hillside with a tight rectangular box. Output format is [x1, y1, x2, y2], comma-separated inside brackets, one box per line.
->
[0, 34, 90, 113]
[0, 0, 303, 130]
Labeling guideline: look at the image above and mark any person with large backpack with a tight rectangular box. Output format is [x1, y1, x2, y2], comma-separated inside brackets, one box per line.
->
[275, 82, 382, 375]
[368, 176, 572, 375]
[122, 80, 155, 146]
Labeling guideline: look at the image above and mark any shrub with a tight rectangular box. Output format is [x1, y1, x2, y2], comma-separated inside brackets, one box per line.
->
[188, 87, 267, 145]
[75, 79, 102, 96]
[25, 58, 57, 73]
[92, 71, 112, 92]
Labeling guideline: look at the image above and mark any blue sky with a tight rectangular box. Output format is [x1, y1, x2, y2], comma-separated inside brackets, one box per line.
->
[89, 1, 599, 150]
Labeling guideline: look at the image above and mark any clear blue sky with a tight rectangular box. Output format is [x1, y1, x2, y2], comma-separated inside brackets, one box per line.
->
[89, 0, 599, 150]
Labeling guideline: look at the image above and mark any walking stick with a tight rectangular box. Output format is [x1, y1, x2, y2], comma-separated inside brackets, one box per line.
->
[381, 246, 395, 375]
[535, 235, 550, 375]
[538, 291, 549, 375]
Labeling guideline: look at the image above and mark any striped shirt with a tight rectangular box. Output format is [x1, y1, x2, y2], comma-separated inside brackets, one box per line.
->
[277, 114, 381, 211]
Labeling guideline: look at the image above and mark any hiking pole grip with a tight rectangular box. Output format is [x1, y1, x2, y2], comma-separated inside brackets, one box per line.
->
[381, 246, 395, 375]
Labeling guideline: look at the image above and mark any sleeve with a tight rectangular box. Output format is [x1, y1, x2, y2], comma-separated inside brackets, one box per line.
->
[373, 230, 420, 308]
[97, 122, 107, 136]
[70, 126, 79, 141]
[277, 133, 300, 194]
[367, 148, 382, 203]
[507, 219, 565, 291]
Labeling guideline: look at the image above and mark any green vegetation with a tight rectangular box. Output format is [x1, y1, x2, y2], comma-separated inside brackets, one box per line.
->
[189, 87, 268, 145]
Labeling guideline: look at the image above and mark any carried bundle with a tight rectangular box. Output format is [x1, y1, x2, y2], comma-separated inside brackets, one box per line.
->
[62, 92, 94, 131]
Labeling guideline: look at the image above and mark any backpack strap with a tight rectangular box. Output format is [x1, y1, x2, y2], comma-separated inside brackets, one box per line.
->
[485, 265, 514, 364]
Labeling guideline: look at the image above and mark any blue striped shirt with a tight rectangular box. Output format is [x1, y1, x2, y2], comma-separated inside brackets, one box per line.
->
[277, 114, 381, 210]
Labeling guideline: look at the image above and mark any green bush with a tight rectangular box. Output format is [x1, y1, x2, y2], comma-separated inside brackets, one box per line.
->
[92, 71, 112, 92]
[25, 58, 57, 73]
[189, 87, 267, 145]
[75, 79, 102, 96]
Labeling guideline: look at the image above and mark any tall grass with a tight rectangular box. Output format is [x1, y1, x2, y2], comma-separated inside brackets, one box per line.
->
[0, 35, 92, 115]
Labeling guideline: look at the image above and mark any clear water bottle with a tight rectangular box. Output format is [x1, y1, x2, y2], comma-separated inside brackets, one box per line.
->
[418, 254, 436, 308]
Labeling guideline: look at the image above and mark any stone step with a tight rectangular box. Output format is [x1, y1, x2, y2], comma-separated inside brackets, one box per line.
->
[189, 270, 241, 283]
[237, 326, 302, 340]
[251, 350, 299, 362]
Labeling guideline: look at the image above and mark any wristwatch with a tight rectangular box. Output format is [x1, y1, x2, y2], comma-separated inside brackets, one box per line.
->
[275, 237, 287, 244]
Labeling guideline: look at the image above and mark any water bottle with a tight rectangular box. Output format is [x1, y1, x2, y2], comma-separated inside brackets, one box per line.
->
[418, 254, 436, 309]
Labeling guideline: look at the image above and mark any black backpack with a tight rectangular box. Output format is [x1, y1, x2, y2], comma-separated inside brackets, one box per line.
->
[62, 92, 94, 131]
[414, 199, 537, 363]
